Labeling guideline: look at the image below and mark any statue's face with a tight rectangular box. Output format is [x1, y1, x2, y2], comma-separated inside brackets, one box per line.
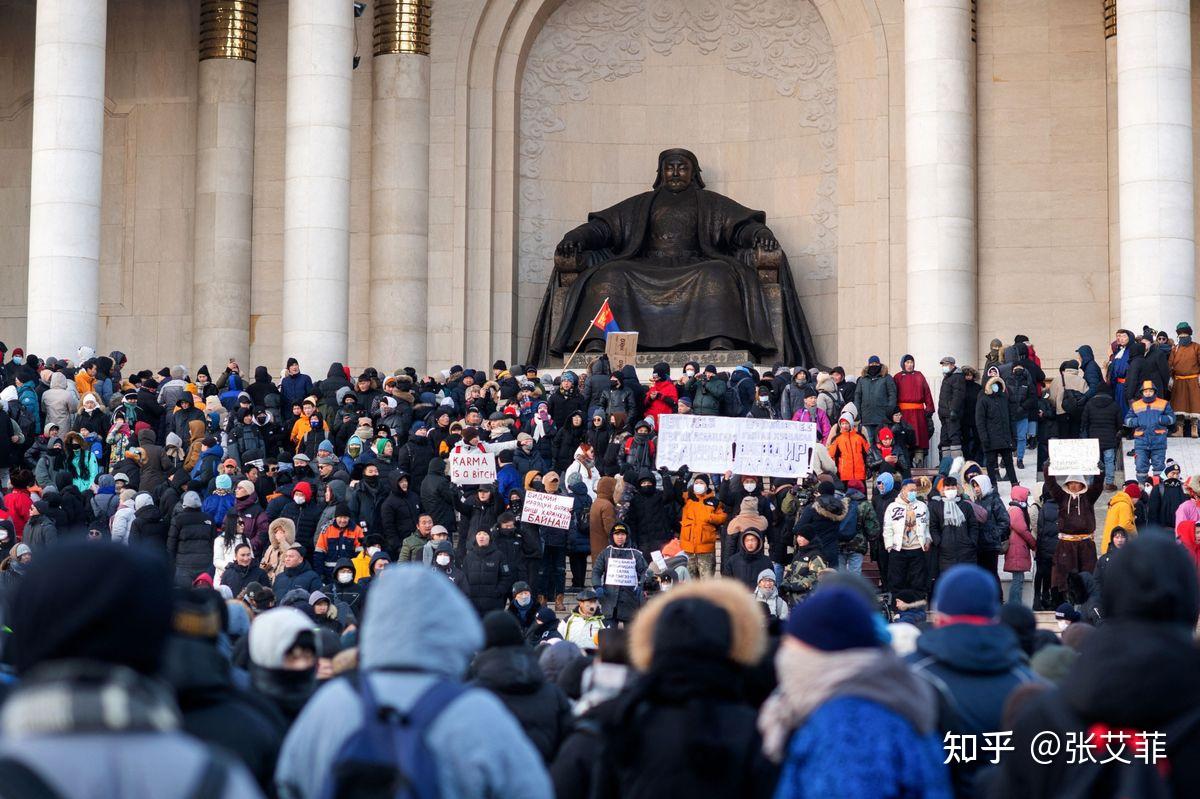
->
[661, 156, 693, 193]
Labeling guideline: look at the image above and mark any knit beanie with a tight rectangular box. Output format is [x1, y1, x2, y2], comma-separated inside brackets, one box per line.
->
[784, 587, 879, 651]
[932, 564, 999, 619]
[482, 610, 524, 649]
[215, 474, 233, 491]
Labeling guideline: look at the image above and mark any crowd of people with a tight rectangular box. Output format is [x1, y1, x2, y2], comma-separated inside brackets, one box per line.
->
[0, 329, 1196, 798]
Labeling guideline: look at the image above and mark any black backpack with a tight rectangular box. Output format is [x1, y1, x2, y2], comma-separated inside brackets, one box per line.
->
[1062, 389, 1085, 416]
[319, 672, 465, 799]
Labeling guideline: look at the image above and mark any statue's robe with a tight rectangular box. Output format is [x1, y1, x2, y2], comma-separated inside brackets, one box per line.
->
[528, 185, 817, 367]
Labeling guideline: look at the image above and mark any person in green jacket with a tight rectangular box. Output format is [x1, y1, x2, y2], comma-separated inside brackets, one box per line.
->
[397, 513, 434, 563]
[691, 365, 728, 416]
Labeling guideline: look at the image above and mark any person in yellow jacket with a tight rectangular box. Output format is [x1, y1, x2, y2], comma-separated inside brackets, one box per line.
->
[1100, 483, 1138, 553]
[677, 475, 728, 580]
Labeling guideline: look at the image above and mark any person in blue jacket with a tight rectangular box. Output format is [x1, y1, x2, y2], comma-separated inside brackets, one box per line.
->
[280, 358, 314, 409]
[275, 564, 552, 799]
[1125, 379, 1175, 482]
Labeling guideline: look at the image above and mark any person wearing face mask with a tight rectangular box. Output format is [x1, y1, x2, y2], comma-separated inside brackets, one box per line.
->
[928, 476, 978, 588]
[431, 539, 469, 594]
[506, 580, 542, 633]
[323, 557, 366, 617]
[1004, 485, 1037, 606]
[677, 474, 728, 579]
[883, 479, 930, 597]
[1126, 379, 1175, 483]
[827, 412, 870, 484]
[625, 469, 674, 559]
[598, 371, 635, 422]
[893, 355, 935, 467]
[621, 417, 657, 473]
[691, 364, 728, 417]
[314, 504, 364, 579]
[351, 534, 388, 579]
[976, 371, 1019, 487]
[279, 480, 325, 562]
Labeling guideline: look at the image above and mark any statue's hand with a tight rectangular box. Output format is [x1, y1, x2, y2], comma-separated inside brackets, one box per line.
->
[555, 236, 586, 258]
[754, 230, 780, 252]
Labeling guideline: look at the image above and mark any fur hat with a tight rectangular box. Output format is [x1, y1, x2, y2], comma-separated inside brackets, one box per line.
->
[629, 578, 765, 671]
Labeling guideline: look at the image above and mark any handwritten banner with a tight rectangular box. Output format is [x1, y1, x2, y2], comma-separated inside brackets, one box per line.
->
[603, 550, 640, 587]
[657, 415, 818, 477]
[449, 449, 496, 484]
[656, 415, 740, 473]
[520, 490, 575, 529]
[1048, 438, 1100, 476]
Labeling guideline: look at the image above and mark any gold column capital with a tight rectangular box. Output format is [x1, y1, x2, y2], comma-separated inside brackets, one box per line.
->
[200, 0, 258, 62]
[374, 0, 431, 56]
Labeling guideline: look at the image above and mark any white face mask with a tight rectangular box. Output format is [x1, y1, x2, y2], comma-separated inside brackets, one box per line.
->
[943, 489, 957, 500]
[742, 482, 756, 492]
[1057, 620, 1070, 632]
[436, 554, 451, 566]
[293, 494, 306, 504]
[336, 571, 353, 584]
[693, 482, 707, 493]
[685, 369, 695, 377]
[941, 365, 951, 375]
[367, 546, 380, 556]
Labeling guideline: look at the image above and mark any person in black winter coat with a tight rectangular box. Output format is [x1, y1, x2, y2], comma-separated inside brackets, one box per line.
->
[167, 491, 215, 587]
[161, 592, 287, 794]
[1075, 344, 1105, 400]
[938, 359, 967, 459]
[431, 539, 470, 594]
[721, 528, 773, 589]
[995, 536, 1200, 799]
[129, 494, 169, 552]
[419, 457, 463, 538]
[378, 470, 421, 558]
[470, 611, 573, 764]
[625, 470, 675, 557]
[976, 374, 1018, 486]
[547, 376, 585, 430]
[1149, 460, 1186, 529]
[395, 424, 434, 493]
[552, 411, 587, 473]
[220, 543, 270, 597]
[272, 544, 323, 596]
[1032, 488, 1059, 610]
[553, 580, 777, 799]
[278, 480, 325, 557]
[592, 524, 647, 623]
[246, 366, 281, 410]
[315, 363, 351, 417]
[463, 529, 512, 616]
[928, 476, 979, 584]
[460, 485, 504, 560]
[1080, 390, 1124, 489]
[793, 482, 846, 568]
[1125, 336, 1171, 409]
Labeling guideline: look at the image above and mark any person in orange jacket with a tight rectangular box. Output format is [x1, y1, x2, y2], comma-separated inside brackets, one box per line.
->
[826, 412, 870, 483]
[677, 473, 727, 580]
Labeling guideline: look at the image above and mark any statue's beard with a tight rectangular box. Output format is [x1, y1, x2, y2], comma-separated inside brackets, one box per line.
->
[663, 180, 691, 194]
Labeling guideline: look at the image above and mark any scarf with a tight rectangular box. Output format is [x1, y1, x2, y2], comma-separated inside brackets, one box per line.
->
[758, 646, 887, 762]
[2, 660, 180, 738]
[940, 495, 965, 526]
[1181, 335, 1193, 347]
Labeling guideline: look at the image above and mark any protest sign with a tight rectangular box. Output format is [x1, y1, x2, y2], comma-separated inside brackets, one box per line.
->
[1048, 438, 1100, 476]
[656, 414, 739, 473]
[732, 419, 817, 477]
[604, 552, 639, 587]
[520, 490, 575, 529]
[449, 448, 496, 484]
[651, 550, 668, 572]
[605, 332, 639, 373]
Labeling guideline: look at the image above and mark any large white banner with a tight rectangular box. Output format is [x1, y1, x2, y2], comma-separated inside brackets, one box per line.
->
[1048, 438, 1100, 476]
[732, 419, 817, 478]
[656, 415, 739, 473]
[656, 415, 817, 477]
[520, 490, 575, 529]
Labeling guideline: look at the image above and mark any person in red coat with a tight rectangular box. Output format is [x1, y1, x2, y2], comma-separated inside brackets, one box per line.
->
[894, 355, 935, 466]
[4, 468, 35, 541]
[643, 362, 679, 425]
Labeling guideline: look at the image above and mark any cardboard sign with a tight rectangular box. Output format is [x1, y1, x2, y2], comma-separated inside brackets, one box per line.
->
[605, 332, 640, 373]
[449, 448, 496, 484]
[520, 490, 575, 529]
[656, 414, 739, 473]
[731, 419, 817, 477]
[604, 551, 639, 587]
[1048, 438, 1100, 476]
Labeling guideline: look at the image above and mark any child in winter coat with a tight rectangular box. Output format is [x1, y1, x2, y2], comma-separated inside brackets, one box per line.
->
[1125, 380, 1175, 482]
[314, 504, 365, 579]
[826, 413, 870, 483]
[1100, 483, 1138, 553]
[1004, 485, 1036, 606]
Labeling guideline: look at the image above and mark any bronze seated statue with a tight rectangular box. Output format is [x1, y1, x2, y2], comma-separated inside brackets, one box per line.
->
[526, 148, 816, 367]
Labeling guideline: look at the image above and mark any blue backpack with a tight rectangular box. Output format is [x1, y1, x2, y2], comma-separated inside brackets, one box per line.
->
[319, 672, 465, 799]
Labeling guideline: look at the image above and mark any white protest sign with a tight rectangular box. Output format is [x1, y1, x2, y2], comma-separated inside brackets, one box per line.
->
[656, 414, 739, 473]
[604, 551, 639, 587]
[651, 550, 668, 572]
[732, 419, 817, 477]
[449, 448, 496, 484]
[520, 490, 575, 529]
[1048, 438, 1100, 476]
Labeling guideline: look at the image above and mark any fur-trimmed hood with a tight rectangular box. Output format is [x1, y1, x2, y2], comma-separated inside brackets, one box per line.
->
[859, 364, 889, 378]
[813, 494, 848, 521]
[983, 375, 1006, 394]
[629, 578, 766, 671]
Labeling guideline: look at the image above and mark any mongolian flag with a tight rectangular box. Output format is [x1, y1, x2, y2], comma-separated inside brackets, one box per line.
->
[591, 299, 620, 337]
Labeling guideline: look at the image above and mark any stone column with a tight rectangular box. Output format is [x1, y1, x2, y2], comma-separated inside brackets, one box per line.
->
[192, 0, 257, 368]
[370, 0, 431, 371]
[26, 0, 107, 359]
[1117, 0, 1194, 328]
[904, 0, 977, 373]
[282, 0, 353, 369]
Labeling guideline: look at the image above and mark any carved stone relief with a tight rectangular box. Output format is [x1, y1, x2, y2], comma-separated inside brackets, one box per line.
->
[518, 0, 837, 288]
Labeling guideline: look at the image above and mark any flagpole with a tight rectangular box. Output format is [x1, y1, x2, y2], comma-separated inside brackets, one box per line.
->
[563, 296, 610, 371]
